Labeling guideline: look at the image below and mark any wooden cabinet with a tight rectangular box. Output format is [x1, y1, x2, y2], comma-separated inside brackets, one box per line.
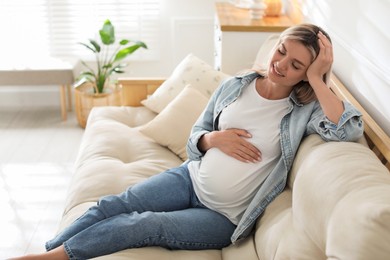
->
[214, 2, 295, 74]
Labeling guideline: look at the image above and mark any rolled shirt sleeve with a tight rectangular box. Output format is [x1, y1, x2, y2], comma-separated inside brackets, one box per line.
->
[307, 101, 364, 142]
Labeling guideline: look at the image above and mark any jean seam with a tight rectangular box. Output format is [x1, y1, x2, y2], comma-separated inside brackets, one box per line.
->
[63, 242, 77, 260]
[135, 234, 229, 250]
[170, 239, 229, 249]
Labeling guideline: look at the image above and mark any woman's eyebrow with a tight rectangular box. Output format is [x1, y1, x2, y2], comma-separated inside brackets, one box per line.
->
[281, 43, 308, 67]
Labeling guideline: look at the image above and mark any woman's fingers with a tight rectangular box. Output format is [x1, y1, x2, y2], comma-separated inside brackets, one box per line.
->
[234, 141, 261, 163]
[216, 129, 262, 163]
[318, 31, 333, 63]
[307, 31, 334, 83]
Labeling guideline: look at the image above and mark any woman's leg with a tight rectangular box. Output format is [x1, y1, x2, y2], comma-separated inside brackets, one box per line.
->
[11, 207, 235, 260]
[61, 207, 236, 259]
[46, 164, 198, 250]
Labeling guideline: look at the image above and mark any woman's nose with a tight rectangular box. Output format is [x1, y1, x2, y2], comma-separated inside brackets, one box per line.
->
[277, 58, 288, 69]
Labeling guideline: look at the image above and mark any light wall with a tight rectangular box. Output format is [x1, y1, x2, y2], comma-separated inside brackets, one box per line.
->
[124, 0, 218, 76]
[300, 0, 390, 135]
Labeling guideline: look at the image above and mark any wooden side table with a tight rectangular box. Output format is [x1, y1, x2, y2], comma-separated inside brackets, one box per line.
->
[0, 58, 74, 120]
[214, 2, 296, 74]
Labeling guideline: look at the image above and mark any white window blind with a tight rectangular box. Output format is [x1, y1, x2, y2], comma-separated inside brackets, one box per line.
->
[0, 0, 160, 63]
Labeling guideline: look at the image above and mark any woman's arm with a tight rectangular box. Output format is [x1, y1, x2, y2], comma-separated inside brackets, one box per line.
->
[186, 81, 222, 160]
[307, 31, 344, 124]
[305, 32, 363, 141]
[186, 78, 261, 162]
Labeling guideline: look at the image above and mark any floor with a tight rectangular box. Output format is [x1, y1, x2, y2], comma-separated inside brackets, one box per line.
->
[0, 107, 84, 259]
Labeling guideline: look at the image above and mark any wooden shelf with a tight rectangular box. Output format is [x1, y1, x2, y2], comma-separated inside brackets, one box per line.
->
[215, 2, 295, 32]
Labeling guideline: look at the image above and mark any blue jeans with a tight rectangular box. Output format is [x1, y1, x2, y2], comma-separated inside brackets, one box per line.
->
[46, 164, 236, 260]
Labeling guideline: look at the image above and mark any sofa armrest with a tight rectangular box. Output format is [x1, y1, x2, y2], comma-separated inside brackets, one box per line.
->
[118, 78, 166, 106]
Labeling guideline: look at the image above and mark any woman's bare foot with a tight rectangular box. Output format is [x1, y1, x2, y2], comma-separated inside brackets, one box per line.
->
[8, 245, 68, 260]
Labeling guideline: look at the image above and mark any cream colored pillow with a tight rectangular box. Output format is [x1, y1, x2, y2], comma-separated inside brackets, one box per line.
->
[141, 53, 229, 113]
[139, 85, 209, 161]
[252, 34, 279, 72]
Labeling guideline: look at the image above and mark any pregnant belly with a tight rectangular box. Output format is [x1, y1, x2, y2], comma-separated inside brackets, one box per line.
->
[196, 148, 262, 202]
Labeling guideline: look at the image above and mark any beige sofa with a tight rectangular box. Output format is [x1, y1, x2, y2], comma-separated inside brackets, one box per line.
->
[57, 54, 390, 259]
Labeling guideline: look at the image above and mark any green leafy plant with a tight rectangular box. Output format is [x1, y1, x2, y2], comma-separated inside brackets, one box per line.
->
[75, 19, 147, 94]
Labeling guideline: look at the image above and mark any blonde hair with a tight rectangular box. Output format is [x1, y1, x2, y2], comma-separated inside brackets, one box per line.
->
[263, 24, 332, 104]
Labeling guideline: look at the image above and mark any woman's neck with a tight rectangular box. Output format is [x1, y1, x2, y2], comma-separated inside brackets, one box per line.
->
[255, 77, 292, 100]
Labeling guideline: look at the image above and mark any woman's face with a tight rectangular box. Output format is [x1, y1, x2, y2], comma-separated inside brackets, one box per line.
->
[268, 39, 313, 87]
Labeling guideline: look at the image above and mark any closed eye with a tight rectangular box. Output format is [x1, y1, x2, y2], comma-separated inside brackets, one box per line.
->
[279, 43, 307, 69]
[278, 48, 286, 55]
[292, 62, 300, 70]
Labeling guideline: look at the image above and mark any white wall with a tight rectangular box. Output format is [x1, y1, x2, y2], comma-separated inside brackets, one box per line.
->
[300, 0, 390, 135]
[125, 0, 219, 77]
[0, 0, 219, 108]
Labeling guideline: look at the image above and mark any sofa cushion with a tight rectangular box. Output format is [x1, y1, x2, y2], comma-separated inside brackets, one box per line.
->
[92, 246, 222, 260]
[288, 134, 326, 189]
[255, 189, 324, 259]
[66, 107, 183, 215]
[292, 136, 390, 259]
[85, 106, 157, 128]
[139, 85, 209, 161]
[141, 53, 229, 113]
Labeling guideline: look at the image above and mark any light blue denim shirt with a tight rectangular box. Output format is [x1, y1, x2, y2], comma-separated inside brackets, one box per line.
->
[186, 71, 364, 243]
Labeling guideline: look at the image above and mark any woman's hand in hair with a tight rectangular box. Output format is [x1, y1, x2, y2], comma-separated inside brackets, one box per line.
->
[306, 31, 343, 124]
[306, 31, 333, 85]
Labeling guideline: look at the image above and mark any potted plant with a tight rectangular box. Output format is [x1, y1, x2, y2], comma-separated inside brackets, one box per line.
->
[74, 19, 147, 128]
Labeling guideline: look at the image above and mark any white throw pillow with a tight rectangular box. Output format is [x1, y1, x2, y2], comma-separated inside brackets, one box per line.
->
[141, 53, 229, 113]
[139, 85, 209, 161]
[252, 34, 279, 72]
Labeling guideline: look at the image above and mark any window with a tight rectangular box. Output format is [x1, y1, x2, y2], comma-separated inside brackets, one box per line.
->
[0, 0, 160, 63]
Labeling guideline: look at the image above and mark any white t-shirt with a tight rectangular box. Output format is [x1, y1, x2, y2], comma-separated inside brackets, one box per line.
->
[188, 79, 289, 224]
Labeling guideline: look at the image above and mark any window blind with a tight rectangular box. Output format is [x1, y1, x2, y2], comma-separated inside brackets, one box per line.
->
[0, 0, 160, 63]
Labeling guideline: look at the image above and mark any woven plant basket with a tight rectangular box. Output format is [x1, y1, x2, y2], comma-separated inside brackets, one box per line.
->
[75, 82, 122, 128]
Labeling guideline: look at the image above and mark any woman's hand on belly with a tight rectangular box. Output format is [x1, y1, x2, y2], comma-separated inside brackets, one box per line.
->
[199, 128, 262, 163]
